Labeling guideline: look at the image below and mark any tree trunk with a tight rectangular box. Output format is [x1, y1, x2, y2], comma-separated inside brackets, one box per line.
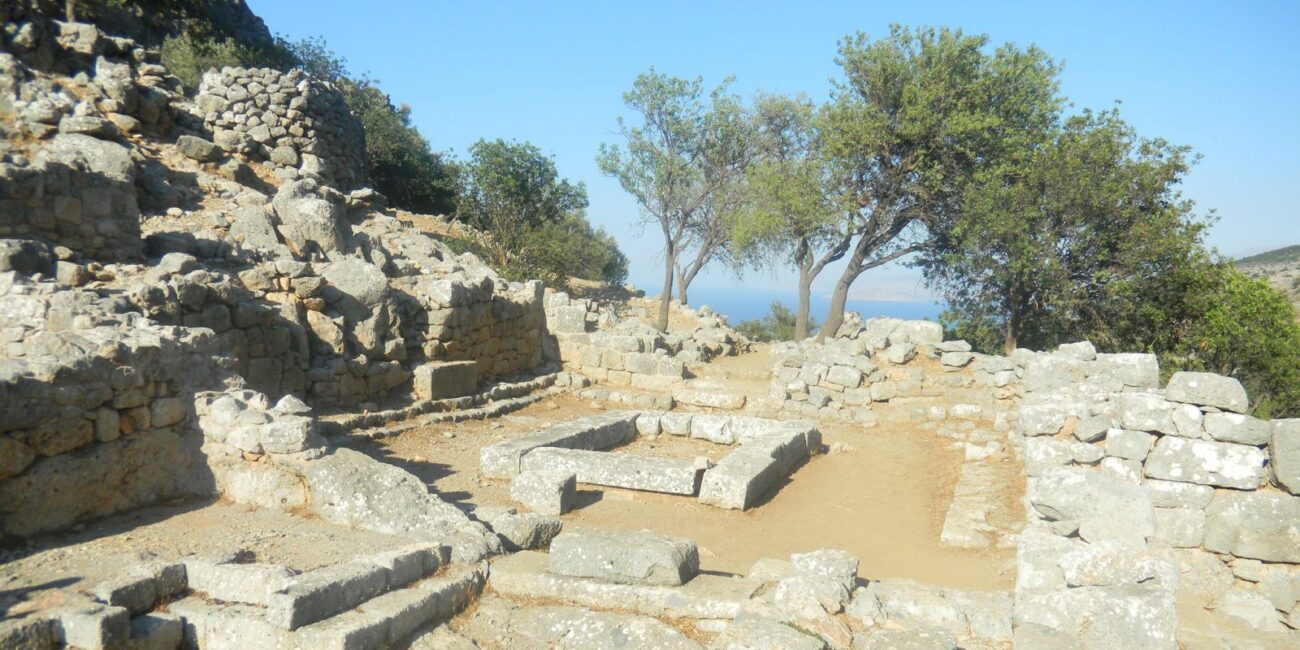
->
[658, 247, 675, 333]
[675, 265, 688, 305]
[821, 272, 855, 342]
[795, 257, 813, 341]
[65, 0, 75, 22]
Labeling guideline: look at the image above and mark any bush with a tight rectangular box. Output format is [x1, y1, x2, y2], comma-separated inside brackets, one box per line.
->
[1158, 267, 1300, 418]
[737, 302, 815, 342]
[500, 214, 628, 289]
[160, 32, 295, 94]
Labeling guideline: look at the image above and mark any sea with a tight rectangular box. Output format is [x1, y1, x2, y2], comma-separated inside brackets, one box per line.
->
[682, 286, 943, 326]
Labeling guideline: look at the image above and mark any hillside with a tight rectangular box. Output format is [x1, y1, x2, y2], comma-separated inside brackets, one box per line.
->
[1237, 244, 1300, 314]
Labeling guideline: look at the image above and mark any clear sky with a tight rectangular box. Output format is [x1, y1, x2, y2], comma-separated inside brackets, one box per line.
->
[249, 0, 1299, 302]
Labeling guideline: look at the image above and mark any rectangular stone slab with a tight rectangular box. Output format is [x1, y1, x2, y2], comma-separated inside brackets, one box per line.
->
[548, 528, 699, 586]
[492, 551, 758, 619]
[480, 411, 638, 478]
[520, 447, 702, 495]
[1143, 436, 1266, 490]
[698, 427, 820, 510]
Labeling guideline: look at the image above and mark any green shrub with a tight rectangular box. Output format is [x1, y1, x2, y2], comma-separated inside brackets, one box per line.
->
[159, 32, 294, 94]
[737, 302, 815, 342]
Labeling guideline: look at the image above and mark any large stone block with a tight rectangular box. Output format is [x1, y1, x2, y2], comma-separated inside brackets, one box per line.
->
[479, 412, 638, 478]
[520, 447, 703, 495]
[1273, 419, 1300, 495]
[1143, 436, 1266, 490]
[1114, 393, 1176, 434]
[1203, 490, 1300, 563]
[1165, 371, 1249, 413]
[510, 469, 576, 515]
[1028, 467, 1155, 539]
[413, 360, 478, 401]
[1203, 412, 1270, 446]
[548, 528, 699, 586]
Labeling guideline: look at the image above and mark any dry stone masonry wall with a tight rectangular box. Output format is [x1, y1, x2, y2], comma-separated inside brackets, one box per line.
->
[195, 67, 368, 190]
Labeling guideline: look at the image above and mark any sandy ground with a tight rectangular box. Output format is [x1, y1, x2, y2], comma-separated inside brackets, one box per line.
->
[364, 391, 1017, 592]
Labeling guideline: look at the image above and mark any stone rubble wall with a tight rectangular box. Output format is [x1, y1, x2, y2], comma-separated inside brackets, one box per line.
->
[0, 16, 185, 261]
[770, 316, 1010, 428]
[1010, 340, 1300, 646]
[0, 275, 233, 538]
[542, 292, 751, 391]
[195, 66, 367, 190]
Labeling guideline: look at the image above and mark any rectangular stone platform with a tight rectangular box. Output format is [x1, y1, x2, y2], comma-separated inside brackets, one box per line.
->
[520, 447, 703, 495]
[480, 411, 638, 478]
[490, 551, 759, 619]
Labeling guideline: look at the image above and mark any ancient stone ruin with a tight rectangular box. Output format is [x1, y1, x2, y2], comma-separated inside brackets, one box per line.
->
[1, 5, 1298, 650]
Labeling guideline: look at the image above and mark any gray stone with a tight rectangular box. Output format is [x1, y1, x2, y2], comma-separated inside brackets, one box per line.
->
[1171, 403, 1204, 438]
[0, 617, 52, 650]
[1092, 353, 1160, 388]
[1273, 419, 1300, 495]
[675, 388, 746, 410]
[852, 627, 957, 650]
[773, 574, 851, 617]
[891, 320, 943, 346]
[1114, 392, 1176, 434]
[478, 601, 701, 649]
[491, 550, 759, 620]
[1144, 479, 1214, 509]
[549, 528, 700, 586]
[479, 509, 563, 551]
[413, 360, 479, 401]
[1203, 490, 1300, 563]
[480, 411, 638, 478]
[266, 561, 389, 630]
[1143, 436, 1266, 489]
[49, 604, 130, 650]
[825, 365, 863, 388]
[712, 614, 825, 650]
[1073, 415, 1111, 443]
[1019, 404, 1069, 437]
[271, 179, 349, 256]
[230, 205, 290, 256]
[176, 135, 222, 162]
[1204, 412, 1270, 446]
[128, 613, 182, 650]
[1105, 428, 1154, 461]
[521, 447, 703, 495]
[1028, 467, 1155, 539]
[790, 549, 859, 592]
[0, 239, 54, 275]
[883, 343, 916, 365]
[510, 469, 576, 515]
[1056, 341, 1097, 361]
[1166, 371, 1249, 413]
[185, 556, 296, 606]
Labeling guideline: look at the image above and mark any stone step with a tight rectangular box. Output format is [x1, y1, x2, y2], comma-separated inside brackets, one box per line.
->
[520, 447, 703, 495]
[491, 551, 760, 620]
[265, 545, 448, 630]
[480, 411, 639, 478]
[171, 563, 486, 650]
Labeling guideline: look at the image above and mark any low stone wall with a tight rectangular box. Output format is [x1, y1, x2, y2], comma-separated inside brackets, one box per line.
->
[1010, 341, 1300, 645]
[0, 278, 230, 538]
[195, 66, 367, 190]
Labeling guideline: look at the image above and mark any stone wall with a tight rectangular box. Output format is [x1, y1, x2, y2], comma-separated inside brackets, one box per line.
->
[769, 316, 1009, 427]
[1, 16, 182, 261]
[195, 66, 367, 190]
[0, 275, 230, 538]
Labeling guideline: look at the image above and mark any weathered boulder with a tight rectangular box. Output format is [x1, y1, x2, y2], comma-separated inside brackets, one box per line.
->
[1203, 412, 1270, 446]
[1028, 467, 1155, 539]
[1165, 371, 1249, 413]
[176, 135, 222, 162]
[270, 179, 350, 257]
[412, 361, 478, 401]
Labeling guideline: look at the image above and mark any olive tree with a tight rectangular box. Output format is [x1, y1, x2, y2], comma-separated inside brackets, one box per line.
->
[817, 26, 1061, 339]
[597, 70, 753, 331]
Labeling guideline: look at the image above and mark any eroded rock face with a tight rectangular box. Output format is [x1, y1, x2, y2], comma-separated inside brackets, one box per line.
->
[270, 179, 351, 258]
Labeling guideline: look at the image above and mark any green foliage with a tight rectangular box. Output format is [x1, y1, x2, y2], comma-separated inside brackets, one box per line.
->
[456, 139, 623, 290]
[597, 69, 755, 329]
[287, 38, 457, 215]
[1159, 267, 1300, 418]
[812, 26, 1064, 337]
[736, 302, 817, 342]
[159, 32, 294, 93]
[920, 108, 1205, 353]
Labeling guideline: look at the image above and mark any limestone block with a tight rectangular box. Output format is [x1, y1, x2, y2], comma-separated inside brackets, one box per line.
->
[413, 360, 478, 401]
[1143, 436, 1266, 489]
[549, 528, 700, 586]
[1273, 419, 1300, 495]
[510, 469, 576, 515]
[521, 447, 703, 495]
[1203, 412, 1270, 446]
[1114, 392, 1176, 434]
[479, 412, 638, 478]
[1166, 371, 1249, 413]
[1104, 428, 1154, 461]
[1203, 490, 1300, 563]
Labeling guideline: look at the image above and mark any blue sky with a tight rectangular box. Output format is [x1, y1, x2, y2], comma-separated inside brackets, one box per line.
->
[250, 0, 1300, 303]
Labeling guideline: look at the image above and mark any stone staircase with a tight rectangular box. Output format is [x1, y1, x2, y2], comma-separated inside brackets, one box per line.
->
[0, 546, 485, 650]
